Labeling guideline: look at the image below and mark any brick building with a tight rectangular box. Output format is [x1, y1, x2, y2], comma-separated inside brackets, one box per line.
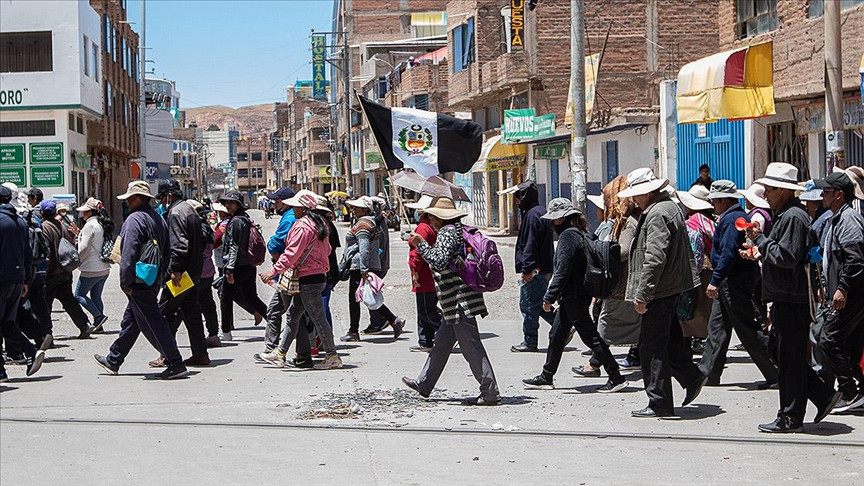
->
[235, 135, 271, 203]
[279, 81, 333, 192]
[673, 0, 864, 187]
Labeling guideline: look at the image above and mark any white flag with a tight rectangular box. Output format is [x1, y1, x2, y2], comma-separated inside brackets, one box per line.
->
[391, 107, 439, 178]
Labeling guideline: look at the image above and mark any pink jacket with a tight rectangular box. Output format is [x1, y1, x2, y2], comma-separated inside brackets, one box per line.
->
[271, 216, 331, 278]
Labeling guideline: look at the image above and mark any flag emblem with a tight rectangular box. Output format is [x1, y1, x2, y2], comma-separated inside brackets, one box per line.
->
[399, 125, 433, 155]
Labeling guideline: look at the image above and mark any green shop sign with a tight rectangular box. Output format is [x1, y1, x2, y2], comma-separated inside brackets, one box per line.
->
[30, 142, 63, 164]
[533, 142, 568, 159]
[502, 109, 557, 142]
[0, 166, 26, 185]
[30, 166, 64, 187]
[0, 144, 25, 165]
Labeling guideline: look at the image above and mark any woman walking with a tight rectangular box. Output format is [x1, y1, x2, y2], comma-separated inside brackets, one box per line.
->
[259, 190, 342, 370]
[402, 197, 500, 406]
[74, 197, 112, 332]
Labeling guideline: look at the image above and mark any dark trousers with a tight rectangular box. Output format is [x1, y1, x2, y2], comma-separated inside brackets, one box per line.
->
[198, 276, 219, 337]
[161, 281, 208, 358]
[700, 273, 778, 383]
[639, 294, 704, 414]
[348, 270, 397, 333]
[818, 295, 864, 400]
[216, 268, 257, 317]
[11, 274, 50, 357]
[45, 271, 90, 333]
[543, 296, 622, 381]
[415, 291, 443, 348]
[1, 283, 36, 374]
[220, 265, 267, 332]
[107, 286, 183, 368]
[520, 273, 556, 347]
[773, 303, 836, 421]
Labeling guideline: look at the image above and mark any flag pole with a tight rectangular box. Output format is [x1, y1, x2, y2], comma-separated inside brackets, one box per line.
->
[354, 92, 414, 236]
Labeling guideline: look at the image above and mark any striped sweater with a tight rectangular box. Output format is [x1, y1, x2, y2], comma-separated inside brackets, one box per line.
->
[416, 223, 487, 322]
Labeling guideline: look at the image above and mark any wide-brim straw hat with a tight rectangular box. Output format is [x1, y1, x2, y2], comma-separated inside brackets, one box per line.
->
[117, 180, 155, 200]
[345, 196, 375, 210]
[676, 191, 713, 211]
[405, 194, 434, 210]
[423, 196, 466, 220]
[211, 202, 228, 213]
[586, 194, 605, 210]
[739, 183, 770, 209]
[754, 162, 802, 191]
[618, 168, 669, 198]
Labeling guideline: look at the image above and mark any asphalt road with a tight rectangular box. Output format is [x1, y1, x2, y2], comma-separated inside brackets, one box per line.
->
[2, 209, 862, 485]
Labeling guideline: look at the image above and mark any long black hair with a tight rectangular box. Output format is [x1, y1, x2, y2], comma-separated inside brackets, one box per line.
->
[304, 208, 329, 241]
[95, 207, 115, 238]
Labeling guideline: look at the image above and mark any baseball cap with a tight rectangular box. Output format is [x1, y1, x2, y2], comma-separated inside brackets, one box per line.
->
[40, 200, 57, 216]
[814, 172, 854, 196]
[267, 187, 295, 201]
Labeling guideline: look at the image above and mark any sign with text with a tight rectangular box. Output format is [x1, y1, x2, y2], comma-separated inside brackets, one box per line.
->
[502, 109, 556, 142]
[792, 96, 864, 135]
[0, 166, 26, 185]
[565, 54, 601, 127]
[534, 113, 556, 138]
[0, 144, 25, 165]
[312, 35, 327, 101]
[145, 162, 161, 180]
[533, 142, 567, 160]
[510, 0, 525, 49]
[30, 142, 63, 164]
[30, 166, 63, 187]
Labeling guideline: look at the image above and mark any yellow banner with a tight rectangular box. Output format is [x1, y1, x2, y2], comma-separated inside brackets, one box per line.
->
[565, 53, 600, 127]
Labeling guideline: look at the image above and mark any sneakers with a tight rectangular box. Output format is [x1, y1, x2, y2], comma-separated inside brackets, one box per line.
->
[362, 324, 387, 335]
[39, 334, 54, 352]
[260, 349, 286, 367]
[77, 324, 96, 339]
[92, 315, 109, 333]
[464, 395, 500, 406]
[25, 350, 45, 377]
[184, 354, 211, 367]
[5, 354, 27, 365]
[310, 347, 320, 357]
[148, 356, 166, 368]
[220, 331, 233, 341]
[510, 343, 539, 353]
[340, 332, 360, 342]
[832, 393, 864, 414]
[253, 349, 274, 363]
[401, 376, 430, 398]
[814, 391, 842, 424]
[410, 345, 432, 353]
[206, 336, 222, 348]
[758, 416, 804, 433]
[632, 406, 676, 419]
[286, 357, 314, 369]
[596, 379, 628, 393]
[159, 363, 189, 380]
[313, 354, 343, 370]
[94, 354, 119, 375]
[616, 357, 640, 370]
[522, 374, 555, 390]
[572, 364, 601, 377]
[391, 317, 406, 339]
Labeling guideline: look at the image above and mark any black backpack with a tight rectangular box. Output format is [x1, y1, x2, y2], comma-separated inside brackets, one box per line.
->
[579, 231, 621, 299]
[24, 210, 50, 265]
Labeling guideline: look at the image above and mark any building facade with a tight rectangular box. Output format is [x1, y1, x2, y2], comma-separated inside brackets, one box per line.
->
[202, 125, 239, 192]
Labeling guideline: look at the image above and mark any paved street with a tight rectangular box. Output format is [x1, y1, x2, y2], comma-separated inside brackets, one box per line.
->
[2, 209, 862, 485]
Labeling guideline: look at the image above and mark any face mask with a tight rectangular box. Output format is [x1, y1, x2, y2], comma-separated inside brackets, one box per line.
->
[553, 220, 571, 235]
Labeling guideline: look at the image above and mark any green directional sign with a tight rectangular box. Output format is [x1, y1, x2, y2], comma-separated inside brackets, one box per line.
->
[30, 165, 64, 187]
[0, 144, 25, 165]
[0, 166, 26, 185]
[30, 142, 63, 164]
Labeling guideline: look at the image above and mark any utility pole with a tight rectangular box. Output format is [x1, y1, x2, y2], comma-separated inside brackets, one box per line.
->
[342, 22, 351, 195]
[569, 0, 587, 213]
[824, 0, 845, 172]
[138, 0, 146, 179]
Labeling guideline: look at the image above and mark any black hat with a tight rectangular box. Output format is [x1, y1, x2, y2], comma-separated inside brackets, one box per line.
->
[0, 185, 11, 204]
[156, 179, 182, 198]
[267, 187, 295, 201]
[219, 191, 246, 207]
[26, 187, 43, 200]
[814, 172, 854, 197]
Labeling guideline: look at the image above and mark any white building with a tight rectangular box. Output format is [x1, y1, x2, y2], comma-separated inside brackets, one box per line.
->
[202, 125, 239, 191]
[0, 0, 103, 204]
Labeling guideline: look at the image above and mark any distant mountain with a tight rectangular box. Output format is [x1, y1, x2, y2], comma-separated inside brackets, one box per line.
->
[184, 103, 274, 136]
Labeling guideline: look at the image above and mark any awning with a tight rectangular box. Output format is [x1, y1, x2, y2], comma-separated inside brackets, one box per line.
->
[473, 135, 526, 172]
[677, 42, 775, 124]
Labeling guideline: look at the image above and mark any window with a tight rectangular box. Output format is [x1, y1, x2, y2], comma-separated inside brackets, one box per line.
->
[182, 155, 188, 167]
[111, 26, 116, 62]
[736, 0, 779, 39]
[83, 35, 89, 76]
[451, 18, 475, 73]
[0, 120, 55, 137]
[252, 168, 264, 178]
[237, 152, 248, 162]
[173, 141, 179, 151]
[68, 113, 76, 131]
[237, 168, 249, 178]
[76, 116, 84, 134]
[105, 83, 112, 118]
[406, 94, 429, 110]
[121, 38, 126, 71]
[91, 42, 99, 79]
[809, 0, 864, 17]
[0, 32, 53, 73]
[603, 140, 619, 183]
[121, 93, 127, 126]
[410, 12, 447, 38]
[103, 15, 109, 52]
[767, 121, 809, 180]
[252, 152, 263, 161]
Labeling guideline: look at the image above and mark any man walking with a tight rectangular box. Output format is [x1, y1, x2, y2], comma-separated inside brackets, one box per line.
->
[814, 172, 864, 413]
[259, 187, 295, 358]
[150, 180, 209, 367]
[511, 181, 555, 352]
[40, 200, 94, 338]
[0, 185, 44, 381]
[745, 163, 839, 432]
[618, 168, 707, 418]
[699, 181, 778, 388]
[94, 181, 188, 380]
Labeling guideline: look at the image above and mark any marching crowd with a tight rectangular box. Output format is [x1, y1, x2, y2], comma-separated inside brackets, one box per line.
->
[1, 159, 863, 433]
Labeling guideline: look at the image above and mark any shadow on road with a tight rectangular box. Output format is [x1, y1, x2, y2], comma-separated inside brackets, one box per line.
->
[676, 404, 725, 420]
[6, 375, 63, 384]
[43, 356, 74, 363]
[0, 385, 20, 393]
[805, 421, 856, 436]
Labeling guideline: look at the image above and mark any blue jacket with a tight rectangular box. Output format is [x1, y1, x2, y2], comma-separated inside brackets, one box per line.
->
[119, 205, 169, 291]
[267, 210, 296, 255]
[0, 203, 33, 285]
[710, 204, 759, 286]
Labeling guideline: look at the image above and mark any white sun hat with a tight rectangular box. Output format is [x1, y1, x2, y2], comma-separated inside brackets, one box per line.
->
[754, 162, 802, 191]
[617, 168, 669, 198]
[739, 183, 770, 209]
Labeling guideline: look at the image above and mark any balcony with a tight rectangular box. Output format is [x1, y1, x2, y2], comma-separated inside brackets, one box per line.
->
[447, 63, 482, 108]
[493, 51, 528, 92]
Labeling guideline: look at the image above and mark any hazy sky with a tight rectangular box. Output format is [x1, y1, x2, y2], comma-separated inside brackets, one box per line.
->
[127, 0, 333, 108]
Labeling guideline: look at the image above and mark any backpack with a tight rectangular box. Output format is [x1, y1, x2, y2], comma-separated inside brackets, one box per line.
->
[242, 216, 267, 266]
[449, 225, 505, 293]
[577, 230, 621, 299]
[135, 214, 162, 286]
[24, 210, 50, 264]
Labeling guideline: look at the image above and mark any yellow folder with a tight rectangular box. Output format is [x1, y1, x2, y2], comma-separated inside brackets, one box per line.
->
[166, 271, 195, 297]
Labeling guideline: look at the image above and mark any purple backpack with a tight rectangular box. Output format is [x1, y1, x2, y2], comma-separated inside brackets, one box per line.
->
[449, 225, 505, 292]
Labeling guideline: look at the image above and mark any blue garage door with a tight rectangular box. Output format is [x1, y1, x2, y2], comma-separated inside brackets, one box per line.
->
[677, 119, 745, 189]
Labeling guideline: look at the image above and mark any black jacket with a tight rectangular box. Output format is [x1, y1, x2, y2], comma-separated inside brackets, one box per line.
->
[325, 219, 341, 285]
[823, 203, 864, 296]
[0, 203, 33, 285]
[515, 185, 554, 274]
[544, 226, 588, 304]
[119, 205, 169, 291]
[754, 198, 810, 304]
[165, 199, 204, 281]
[710, 204, 759, 286]
[223, 209, 253, 272]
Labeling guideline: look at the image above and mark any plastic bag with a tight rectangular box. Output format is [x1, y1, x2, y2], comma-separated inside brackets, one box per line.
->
[355, 273, 385, 310]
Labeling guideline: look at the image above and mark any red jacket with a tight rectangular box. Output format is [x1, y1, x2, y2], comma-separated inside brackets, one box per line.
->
[409, 217, 437, 292]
